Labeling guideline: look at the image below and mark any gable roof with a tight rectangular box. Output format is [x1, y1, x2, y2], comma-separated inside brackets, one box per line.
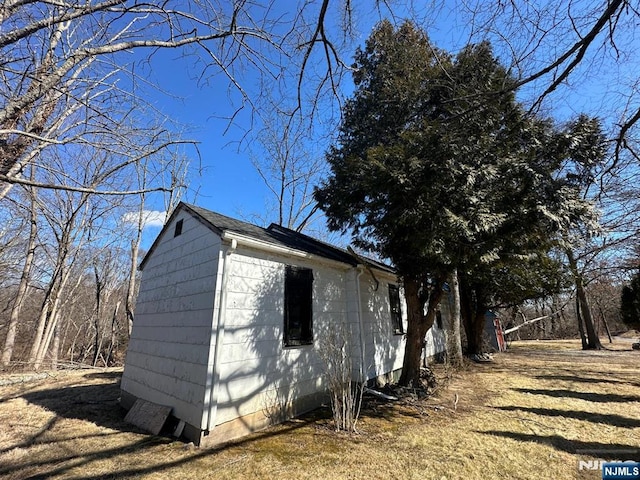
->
[140, 202, 395, 274]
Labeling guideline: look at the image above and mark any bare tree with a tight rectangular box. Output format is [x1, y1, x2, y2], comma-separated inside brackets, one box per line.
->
[0, 1, 376, 199]
[318, 323, 364, 433]
[0, 2, 248, 195]
[28, 196, 92, 369]
[567, 140, 640, 347]
[249, 110, 327, 232]
[1, 175, 37, 366]
[425, 1, 640, 163]
[566, 248, 603, 349]
[124, 194, 146, 338]
[124, 153, 187, 336]
[4, 1, 638, 193]
[24, 140, 139, 368]
[89, 248, 127, 367]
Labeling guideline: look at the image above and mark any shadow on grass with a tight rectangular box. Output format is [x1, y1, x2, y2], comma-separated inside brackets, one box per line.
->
[494, 405, 640, 428]
[82, 370, 123, 381]
[0, 435, 175, 480]
[5, 416, 319, 480]
[4, 381, 327, 479]
[21, 381, 128, 430]
[514, 388, 640, 403]
[0, 416, 59, 455]
[535, 374, 640, 388]
[480, 430, 640, 461]
[359, 395, 425, 422]
[1, 428, 129, 455]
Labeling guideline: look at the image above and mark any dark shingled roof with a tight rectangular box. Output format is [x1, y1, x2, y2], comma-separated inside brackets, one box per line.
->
[180, 203, 394, 273]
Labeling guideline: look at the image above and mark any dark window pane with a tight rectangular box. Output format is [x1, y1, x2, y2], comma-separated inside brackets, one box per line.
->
[389, 284, 403, 334]
[284, 266, 313, 346]
[174, 219, 183, 237]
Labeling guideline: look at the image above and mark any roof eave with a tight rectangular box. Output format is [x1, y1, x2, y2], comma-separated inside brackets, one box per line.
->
[222, 230, 357, 270]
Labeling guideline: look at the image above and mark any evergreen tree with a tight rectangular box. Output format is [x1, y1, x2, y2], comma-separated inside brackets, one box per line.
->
[315, 21, 596, 385]
[459, 116, 607, 352]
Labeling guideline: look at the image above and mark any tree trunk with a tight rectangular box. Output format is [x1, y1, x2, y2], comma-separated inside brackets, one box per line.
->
[125, 205, 144, 336]
[446, 268, 463, 365]
[29, 296, 54, 366]
[34, 307, 61, 370]
[551, 295, 562, 336]
[601, 313, 613, 343]
[593, 298, 614, 343]
[514, 307, 524, 340]
[51, 321, 60, 370]
[576, 278, 602, 349]
[29, 230, 72, 366]
[466, 311, 486, 355]
[60, 313, 73, 364]
[460, 278, 471, 346]
[105, 301, 121, 366]
[398, 276, 444, 387]
[92, 264, 102, 367]
[1, 181, 37, 366]
[460, 280, 487, 355]
[566, 249, 602, 350]
[576, 295, 588, 349]
[34, 265, 86, 369]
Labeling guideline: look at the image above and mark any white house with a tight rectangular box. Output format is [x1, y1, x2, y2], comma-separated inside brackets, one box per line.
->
[120, 202, 447, 446]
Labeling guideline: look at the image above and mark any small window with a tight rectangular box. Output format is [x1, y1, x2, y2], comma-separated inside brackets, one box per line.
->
[436, 310, 443, 329]
[389, 284, 403, 335]
[174, 219, 183, 237]
[284, 266, 313, 346]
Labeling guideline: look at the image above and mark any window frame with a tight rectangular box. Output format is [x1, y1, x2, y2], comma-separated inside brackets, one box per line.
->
[283, 265, 314, 347]
[388, 284, 403, 335]
[174, 219, 183, 237]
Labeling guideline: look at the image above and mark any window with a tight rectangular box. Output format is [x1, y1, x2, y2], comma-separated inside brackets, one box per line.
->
[284, 266, 313, 346]
[436, 310, 443, 329]
[174, 219, 183, 237]
[389, 284, 403, 335]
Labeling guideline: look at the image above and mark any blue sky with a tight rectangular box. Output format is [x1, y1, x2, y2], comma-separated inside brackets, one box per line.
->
[136, 4, 467, 233]
[131, 47, 275, 248]
[142, 49, 265, 214]
[133, 6, 393, 246]
[132, 2, 640, 248]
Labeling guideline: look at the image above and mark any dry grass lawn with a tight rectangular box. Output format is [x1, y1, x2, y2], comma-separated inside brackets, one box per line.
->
[1, 338, 638, 480]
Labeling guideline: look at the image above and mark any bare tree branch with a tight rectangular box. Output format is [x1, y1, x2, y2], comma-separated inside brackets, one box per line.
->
[0, 174, 181, 196]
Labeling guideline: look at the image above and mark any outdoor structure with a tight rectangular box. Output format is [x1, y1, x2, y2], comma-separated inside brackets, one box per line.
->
[120, 203, 447, 446]
[484, 311, 507, 352]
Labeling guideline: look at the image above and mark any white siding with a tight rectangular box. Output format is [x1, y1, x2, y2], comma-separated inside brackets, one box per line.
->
[121, 207, 449, 437]
[213, 258, 449, 425]
[425, 296, 449, 361]
[357, 274, 448, 378]
[213, 250, 352, 425]
[121, 211, 221, 428]
[359, 273, 407, 381]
